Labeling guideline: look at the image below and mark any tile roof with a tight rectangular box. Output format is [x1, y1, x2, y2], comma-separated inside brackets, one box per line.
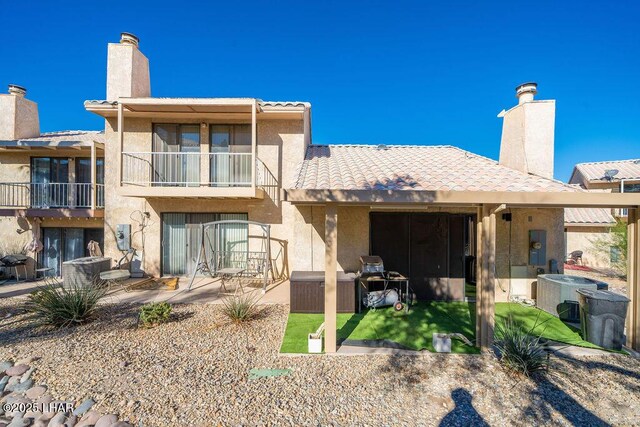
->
[570, 159, 640, 183]
[564, 208, 616, 225]
[0, 130, 105, 146]
[293, 145, 580, 192]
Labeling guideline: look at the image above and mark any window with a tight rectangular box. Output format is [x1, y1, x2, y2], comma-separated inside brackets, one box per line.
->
[152, 124, 201, 186]
[30, 158, 69, 207]
[209, 125, 252, 186]
[41, 227, 104, 276]
[161, 213, 248, 275]
[623, 183, 640, 193]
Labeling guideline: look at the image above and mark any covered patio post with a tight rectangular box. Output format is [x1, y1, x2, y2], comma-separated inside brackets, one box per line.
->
[324, 203, 338, 353]
[476, 204, 497, 349]
[627, 207, 640, 350]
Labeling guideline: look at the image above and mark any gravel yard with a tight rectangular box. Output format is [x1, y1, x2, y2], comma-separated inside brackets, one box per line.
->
[1, 298, 639, 426]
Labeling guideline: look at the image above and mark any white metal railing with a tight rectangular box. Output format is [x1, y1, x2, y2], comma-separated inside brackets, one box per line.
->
[0, 183, 105, 209]
[122, 152, 254, 187]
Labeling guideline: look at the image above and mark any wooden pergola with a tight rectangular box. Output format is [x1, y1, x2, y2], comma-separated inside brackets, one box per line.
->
[286, 189, 640, 352]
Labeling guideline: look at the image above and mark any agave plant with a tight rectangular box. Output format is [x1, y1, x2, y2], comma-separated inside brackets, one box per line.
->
[25, 282, 106, 327]
[494, 314, 549, 376]
[221, 292, 261, 323]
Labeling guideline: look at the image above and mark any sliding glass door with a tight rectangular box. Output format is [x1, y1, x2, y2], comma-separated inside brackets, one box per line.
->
[31, 157, 69, 207]
[75, 157, 105, 207]
[161, 213, 248, 276]
[41, 228, 105, 276]
[152, 124, 200, 186]
[210, 125, 252, 186]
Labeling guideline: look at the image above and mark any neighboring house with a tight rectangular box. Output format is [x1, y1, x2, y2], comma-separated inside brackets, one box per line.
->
[0, 86, 105, 277]
[3, 33, 638, 351]
[569, 158, 640, 218]
[564, 207, 616, 269]
[564, 158, 640, 271]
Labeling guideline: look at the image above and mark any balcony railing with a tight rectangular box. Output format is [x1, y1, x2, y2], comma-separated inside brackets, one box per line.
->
[122, 152, 255, 187]
[0, 183, 105, 209]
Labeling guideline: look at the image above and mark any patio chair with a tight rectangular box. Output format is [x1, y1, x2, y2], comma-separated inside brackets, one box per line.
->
[567, 250, 583, 265]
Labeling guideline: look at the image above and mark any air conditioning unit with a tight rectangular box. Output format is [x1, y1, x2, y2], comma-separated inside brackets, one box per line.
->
[537, 274, 599, 322]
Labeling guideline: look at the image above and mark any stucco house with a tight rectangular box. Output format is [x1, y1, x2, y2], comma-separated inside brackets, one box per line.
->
[1, 33, 638, 352]
[0, 86, 104, 277]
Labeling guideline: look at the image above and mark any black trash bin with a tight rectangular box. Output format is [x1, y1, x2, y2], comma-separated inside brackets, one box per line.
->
[577, 289, 630, 350]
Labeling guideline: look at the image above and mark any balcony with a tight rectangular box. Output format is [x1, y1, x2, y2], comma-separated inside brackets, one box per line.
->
[120, 152, 267, 198]
[0, 182, 105, 217]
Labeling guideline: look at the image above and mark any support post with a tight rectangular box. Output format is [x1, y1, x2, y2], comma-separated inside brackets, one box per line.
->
[251, 99, 257, 190]
[117, 102, 124, 187]
[90, 140, 97, 209]
[68, 157, 76, 208]
[477, 204, 496, 349]
[475, 206, 483, 346]
[200, 123, 209, 186]
[627, 207, 640, 350]
[324, 203, 338, 353]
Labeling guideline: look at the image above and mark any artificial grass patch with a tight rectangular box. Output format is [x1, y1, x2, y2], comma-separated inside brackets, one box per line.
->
[494, 303, 604, 350]
[280, 302, 479, 354]
[281, 302, 617, 354]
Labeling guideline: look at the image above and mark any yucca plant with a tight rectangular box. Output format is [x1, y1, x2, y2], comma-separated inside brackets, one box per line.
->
[494, 314, 549, 376]
[139, 302, 172, 328]
[25, 282, 106, 327]
[221, 293, 260, 323]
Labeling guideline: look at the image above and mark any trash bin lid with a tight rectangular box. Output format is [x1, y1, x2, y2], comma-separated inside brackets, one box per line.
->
[576, 288, 630, 302]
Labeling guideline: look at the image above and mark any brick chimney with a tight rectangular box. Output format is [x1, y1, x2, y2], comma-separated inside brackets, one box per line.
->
[498, 82, 556, 179]
[0, 84, 40, 140]
[106, 32, 151, 101]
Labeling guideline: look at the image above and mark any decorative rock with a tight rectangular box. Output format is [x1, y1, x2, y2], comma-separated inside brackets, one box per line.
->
[118, 361, 128, 369]
[71, 399, 94, 417]
[5, 365, 29, 377]
[20, 368, 35, 383]
[0, 376, 9, 393]
[0, 362, 13, 372]
[75, 411, 100, 427]
[110, 423, 132, 427]
[26, 386, 47, 400]
[8, 379, 34, 393]
[5, 377, 20, 390]
[7, 414, 31, 427]
[24, 410, 43, 419]
[47, 412, 66, 427]
[63, 414, 76, 427]
[93, 414, 117, 427]
[15, 357, 38, 367]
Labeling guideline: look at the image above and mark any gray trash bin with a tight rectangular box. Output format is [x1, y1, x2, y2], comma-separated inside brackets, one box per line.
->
[577, 289, 629, 350]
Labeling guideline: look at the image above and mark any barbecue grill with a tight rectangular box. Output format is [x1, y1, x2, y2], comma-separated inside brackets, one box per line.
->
[0, 254, 30, 282]
[358, 255, 410, 312]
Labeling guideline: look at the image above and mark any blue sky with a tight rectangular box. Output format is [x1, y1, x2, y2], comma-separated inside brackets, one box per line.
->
[1, 1, 638, 181]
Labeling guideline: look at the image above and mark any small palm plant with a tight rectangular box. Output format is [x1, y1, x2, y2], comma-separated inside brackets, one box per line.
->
[494, 314, 549, 376]
[25, 282, 106, 327]
[221, 292, 260, 323]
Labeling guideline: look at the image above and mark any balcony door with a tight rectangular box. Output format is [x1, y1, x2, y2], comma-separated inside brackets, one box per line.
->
[75, 158, 105, 207]
[41, 227, 104, 276]
[210, 125, 252, 187]
[31, 157, 69, 207]
[152, 124, 200, 186]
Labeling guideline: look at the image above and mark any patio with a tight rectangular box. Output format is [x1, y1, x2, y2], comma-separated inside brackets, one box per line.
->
[280, 302, 619, 355]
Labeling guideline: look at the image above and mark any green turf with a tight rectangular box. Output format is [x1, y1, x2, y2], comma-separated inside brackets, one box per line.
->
[494, 303, 604, 350]
[281, 301, 616, 354]
[280, 302, 479, 354]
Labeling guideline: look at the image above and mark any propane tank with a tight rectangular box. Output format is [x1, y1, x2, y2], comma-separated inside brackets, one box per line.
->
[365, 289, 399, 308]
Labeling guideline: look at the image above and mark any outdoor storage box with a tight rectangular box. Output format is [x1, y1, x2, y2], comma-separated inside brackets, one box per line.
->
[62, 257, 112, 288]
[290, 271, 357, 313]
[577, 289, 630, 350]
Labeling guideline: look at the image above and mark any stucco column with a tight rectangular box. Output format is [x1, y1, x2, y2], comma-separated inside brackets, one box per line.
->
[627, 207, 640, 350]
[91, 141, 97, 209]
[200, 124, 209, 186]
[477, 204, 496, 349]
[475, 207, 483, 346]
[324, 203, 338, 353]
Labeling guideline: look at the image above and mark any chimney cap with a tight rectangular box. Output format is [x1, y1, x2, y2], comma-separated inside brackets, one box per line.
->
[515, 82, 538, 97]
[120, 32, 139, 47]
[8, 84, 26, 97]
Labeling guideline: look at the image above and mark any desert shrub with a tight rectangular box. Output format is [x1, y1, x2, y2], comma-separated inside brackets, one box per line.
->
[221, 293, 260, 323]
[139, 302, 172, 328]
[495, 314, 549, 376]
[25, 282, 106, 327]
